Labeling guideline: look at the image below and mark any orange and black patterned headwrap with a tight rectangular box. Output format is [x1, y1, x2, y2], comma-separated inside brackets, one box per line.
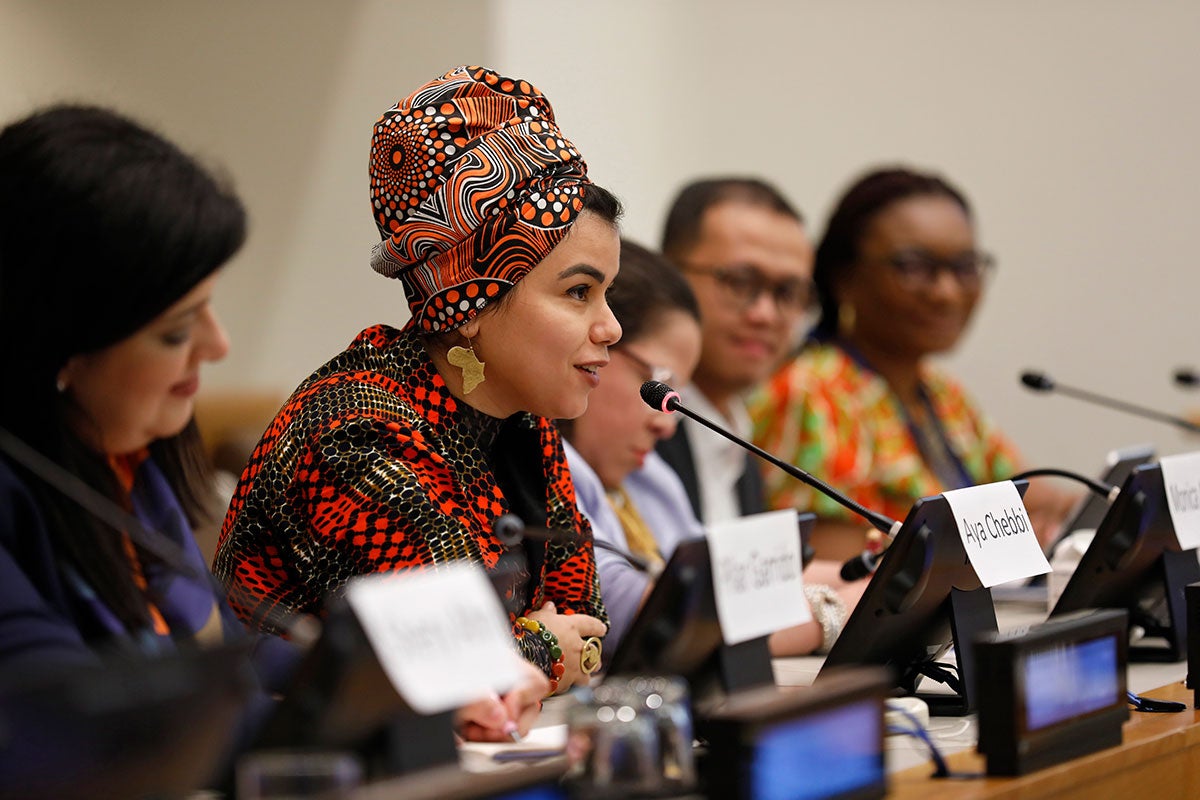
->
[369, 65, 591, 333]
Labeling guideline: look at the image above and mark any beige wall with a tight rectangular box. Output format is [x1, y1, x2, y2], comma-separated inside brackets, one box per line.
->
[4, 0, 1199, 474]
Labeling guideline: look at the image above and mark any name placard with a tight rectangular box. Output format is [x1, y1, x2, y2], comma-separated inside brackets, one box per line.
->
[345, 562, 524, 715]
[707, 509, 810, 645]
[1158, 452, 1200, 549]
[942, 481, 1051, 588]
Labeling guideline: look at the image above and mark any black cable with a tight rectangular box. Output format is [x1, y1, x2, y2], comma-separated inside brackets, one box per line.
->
[1009, 467, 1118, 501]
[1127, 690, 1186, 713]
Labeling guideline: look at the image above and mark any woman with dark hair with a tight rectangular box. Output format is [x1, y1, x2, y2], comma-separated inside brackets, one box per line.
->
[215, 66, 617, 699]
[752, 167, 1070, 562]
[0, 104, 254, 663]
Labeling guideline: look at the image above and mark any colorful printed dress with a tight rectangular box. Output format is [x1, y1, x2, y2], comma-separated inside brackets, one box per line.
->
[750, 339, 1021, 526]
[213, 324, 606, 672]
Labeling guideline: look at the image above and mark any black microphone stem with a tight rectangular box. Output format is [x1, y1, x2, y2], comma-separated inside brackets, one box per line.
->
[667, 403, 900, 537]
[1052, 384, 1200, 433]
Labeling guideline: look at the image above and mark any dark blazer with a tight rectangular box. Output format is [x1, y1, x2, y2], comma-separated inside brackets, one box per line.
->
[655, 420, 765, 524]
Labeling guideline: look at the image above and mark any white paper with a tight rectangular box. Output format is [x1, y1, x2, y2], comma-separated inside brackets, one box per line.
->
[1157, 452, 1200, 550]
[942, 481, 1051, 588]
[344, 562, 524, 714]
[706, 509, 811, 645]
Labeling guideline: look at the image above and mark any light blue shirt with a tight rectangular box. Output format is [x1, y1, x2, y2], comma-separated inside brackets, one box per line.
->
[564, 441, 703, 653]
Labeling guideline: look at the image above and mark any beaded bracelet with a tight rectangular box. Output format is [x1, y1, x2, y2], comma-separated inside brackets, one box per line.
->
[803, 583, 848, 655]
[517, 616, 566, 694]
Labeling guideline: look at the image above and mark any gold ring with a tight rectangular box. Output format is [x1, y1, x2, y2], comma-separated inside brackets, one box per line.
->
[580, 636, 603, 675]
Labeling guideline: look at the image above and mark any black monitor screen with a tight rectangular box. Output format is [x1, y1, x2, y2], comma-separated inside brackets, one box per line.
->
[750, 698, 883, 800]
[1021, 634, 1121, 731]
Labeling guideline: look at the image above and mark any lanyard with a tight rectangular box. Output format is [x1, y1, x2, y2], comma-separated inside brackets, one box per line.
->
[832, 338, 976, 491]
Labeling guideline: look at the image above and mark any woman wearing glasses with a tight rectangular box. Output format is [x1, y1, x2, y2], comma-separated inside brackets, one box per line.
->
[562, 241, 863, 655]
[752, 167, 1069, 561]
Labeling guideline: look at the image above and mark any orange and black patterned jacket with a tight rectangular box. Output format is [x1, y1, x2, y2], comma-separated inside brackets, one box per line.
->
[213, 323, 606, 670]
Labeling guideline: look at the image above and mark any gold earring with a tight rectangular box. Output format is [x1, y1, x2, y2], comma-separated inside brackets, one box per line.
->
[837, 302, 856, 336]
[447, 339, 486, 394]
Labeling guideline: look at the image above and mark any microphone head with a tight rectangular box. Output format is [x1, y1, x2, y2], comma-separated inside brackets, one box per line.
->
[640, 380, 681, 413]
[1175, 368, 1200, 388]
[493, 514, 525, 548]
[1019, 370, 1055, 392]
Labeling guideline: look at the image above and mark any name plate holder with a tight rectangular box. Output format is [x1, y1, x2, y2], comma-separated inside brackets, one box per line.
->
[1050, 463, 1200, 662]
[1187, 582, 1200, 708]
[821, 485, 1038, 716]
[605, 514, 819, 707]
[975, 609, 1129, 776]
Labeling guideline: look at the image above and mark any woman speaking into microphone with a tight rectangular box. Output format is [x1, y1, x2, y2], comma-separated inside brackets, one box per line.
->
[215, 66, 618, 698]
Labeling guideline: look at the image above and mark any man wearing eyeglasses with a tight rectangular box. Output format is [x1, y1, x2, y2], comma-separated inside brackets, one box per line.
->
[654, 177, 815, 524]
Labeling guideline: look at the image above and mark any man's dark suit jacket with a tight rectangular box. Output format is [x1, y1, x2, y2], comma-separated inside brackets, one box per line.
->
[655, 420, 765, 524]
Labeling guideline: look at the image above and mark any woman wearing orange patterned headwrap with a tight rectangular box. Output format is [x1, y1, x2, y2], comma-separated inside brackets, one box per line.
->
[214, 66, 622, 701]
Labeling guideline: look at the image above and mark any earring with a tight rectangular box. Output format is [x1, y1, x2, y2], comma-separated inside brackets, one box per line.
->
[55, 377, 67, 393]
[837, 302, 856, 337]
[447, 340, 486, 394]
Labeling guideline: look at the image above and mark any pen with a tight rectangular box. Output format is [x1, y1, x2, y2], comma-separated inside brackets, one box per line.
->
[487, 690, 522, 742]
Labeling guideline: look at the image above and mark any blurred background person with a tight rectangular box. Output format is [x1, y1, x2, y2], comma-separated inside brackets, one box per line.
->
[564, 240, 862, 656]
[0, 104, 263, 668]
[656, 178, 815, 524]
[752, 166, 1073, 562]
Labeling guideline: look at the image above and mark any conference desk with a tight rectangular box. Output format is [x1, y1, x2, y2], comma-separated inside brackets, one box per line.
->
[361, 598, 1200, 798]
[770, 596, 1200, 798]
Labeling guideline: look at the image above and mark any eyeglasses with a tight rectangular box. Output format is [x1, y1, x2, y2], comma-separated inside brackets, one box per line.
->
[680, 263, 815, 314]
[871, 249, 996, 291]
[615, 348, 675, 387]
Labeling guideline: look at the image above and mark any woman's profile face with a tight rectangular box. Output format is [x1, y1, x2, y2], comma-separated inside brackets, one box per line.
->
[59, 272, 230, 454]
[840, 194, 983, 361]
[568, 310, 702, 490]
[468, 211, 623, 420]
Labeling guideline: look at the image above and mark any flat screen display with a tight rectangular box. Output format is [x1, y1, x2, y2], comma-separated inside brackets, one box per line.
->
[750, 699, 883, 800]
[1021, 635, 1120, 731]
[489, 785, 568, 800]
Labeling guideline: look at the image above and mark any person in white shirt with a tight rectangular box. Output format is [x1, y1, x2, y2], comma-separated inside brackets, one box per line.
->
[655, 177, 816, 524]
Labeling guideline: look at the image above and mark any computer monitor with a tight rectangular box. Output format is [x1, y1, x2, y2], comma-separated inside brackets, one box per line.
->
[1047, 443, 1155, 558]
[819, 484, 1029, 716]
[604, 514, 817, 705]
[251, 599, 458, 778]
[1050, 462, 1200, 661]
[0, 645, 253, 800]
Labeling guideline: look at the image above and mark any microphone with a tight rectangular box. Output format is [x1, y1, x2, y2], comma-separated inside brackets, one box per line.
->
[1020, 370, 1200, 433]
[495, 512, 657, 575]
[639, 381, 901, 581]
[1175, 368, 1200, 388]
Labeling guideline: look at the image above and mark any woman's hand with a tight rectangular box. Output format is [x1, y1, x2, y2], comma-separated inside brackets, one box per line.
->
[529, 601, 607, 692]
[456, 660, 550, 742]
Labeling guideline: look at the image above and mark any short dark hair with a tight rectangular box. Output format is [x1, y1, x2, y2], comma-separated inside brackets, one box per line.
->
[608, 239, 700, 345]
[661, 177, 803, 261]
[812, 166, 971, 337]
[0, 104, 245, 635]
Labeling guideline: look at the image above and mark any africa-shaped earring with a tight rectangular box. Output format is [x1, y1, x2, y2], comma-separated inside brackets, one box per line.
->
[447, 338, 486, 394]
[837, 302, 856, 337]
